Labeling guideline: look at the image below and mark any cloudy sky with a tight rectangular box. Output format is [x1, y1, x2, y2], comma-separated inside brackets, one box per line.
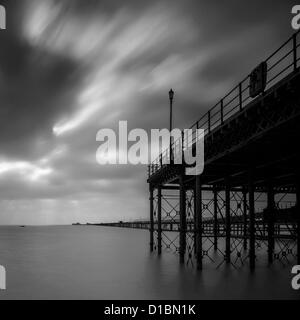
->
[0, 0, 297, 225]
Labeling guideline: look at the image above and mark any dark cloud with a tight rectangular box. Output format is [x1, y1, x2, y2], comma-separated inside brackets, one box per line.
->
[0, 3, 81, 159]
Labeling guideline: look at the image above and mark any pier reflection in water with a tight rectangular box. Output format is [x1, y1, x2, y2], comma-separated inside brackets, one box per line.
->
[0, 225, 298, 300]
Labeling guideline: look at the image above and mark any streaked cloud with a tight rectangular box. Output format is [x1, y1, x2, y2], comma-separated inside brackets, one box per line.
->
[0, 0, 295, 224]
[0, 159, 53, 181]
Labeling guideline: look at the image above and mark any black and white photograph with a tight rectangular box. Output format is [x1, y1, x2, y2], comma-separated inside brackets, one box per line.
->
[0, 0, 300, 306]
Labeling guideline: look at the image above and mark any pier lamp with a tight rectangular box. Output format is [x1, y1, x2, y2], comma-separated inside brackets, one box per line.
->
[169, 89, 174, 163]
[169, 89, 174, 132]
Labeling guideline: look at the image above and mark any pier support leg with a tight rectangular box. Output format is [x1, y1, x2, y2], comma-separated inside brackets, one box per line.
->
[243, 189, 248, 250]
[225, 180, 231, 264]
[157, 187, 162, 255]
[267, 182, 275, 264]
[193, 187, 197, 255]
[296, 178, 300, 265]
[249, 173, 256, 271]
[149, 186, 154, 252]
[179, 174, 186, 264]
[195, 175, 203, 270]
[213, 187, 218, 251]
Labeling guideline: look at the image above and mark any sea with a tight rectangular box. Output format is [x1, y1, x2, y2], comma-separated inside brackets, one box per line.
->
[0, 225, 299, 300]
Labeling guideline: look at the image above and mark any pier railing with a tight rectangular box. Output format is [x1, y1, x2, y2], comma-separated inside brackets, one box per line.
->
[148, 30, 300, 178]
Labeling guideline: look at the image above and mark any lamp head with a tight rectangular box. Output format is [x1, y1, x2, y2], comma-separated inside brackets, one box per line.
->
[169, 89, 174, 101]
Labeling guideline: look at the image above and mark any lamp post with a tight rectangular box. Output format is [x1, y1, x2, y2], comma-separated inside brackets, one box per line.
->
[169, 89, 174, 132]
[169, 89, 174, 163]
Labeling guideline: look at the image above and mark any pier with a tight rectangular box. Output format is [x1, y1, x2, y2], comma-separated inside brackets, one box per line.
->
[103, 30, 300, 271]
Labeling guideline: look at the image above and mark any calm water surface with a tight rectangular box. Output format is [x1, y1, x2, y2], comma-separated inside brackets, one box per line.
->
[0, 226, 299, 300]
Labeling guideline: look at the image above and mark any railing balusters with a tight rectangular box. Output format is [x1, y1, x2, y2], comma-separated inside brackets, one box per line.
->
[148, 31, 300, 177]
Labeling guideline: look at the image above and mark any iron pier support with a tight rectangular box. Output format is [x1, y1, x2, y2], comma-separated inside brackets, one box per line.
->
[249, 172, 256, 271]
[267, 182, 275, 264]
[157, 186, 162, 255]
[225, 179, 231, 264]
[296, 177, 300, 265]
[179, 174, 186, 264]
[149, 186, 154, 252]
[213, 186, 218, 251]
[195, 175, 203, 270]
[243, 188, 248, 250]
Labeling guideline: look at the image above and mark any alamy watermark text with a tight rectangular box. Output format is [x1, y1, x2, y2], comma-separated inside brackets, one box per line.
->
[0, 5, 6, 30]
[96, 121, 204, 176]
[0, 265, 6, 290]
